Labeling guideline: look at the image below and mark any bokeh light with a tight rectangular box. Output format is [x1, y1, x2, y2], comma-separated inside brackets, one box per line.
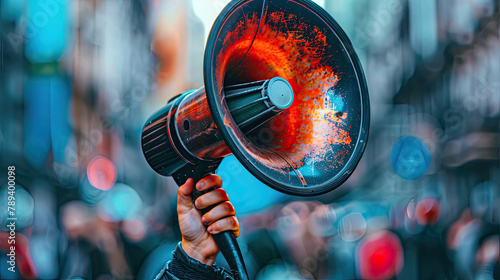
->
[60, 201, 92, 239]
[391, 136, 431, 180]
[406, 198, 417, 221]
[86, 156, 116, 191]
[0, 184, 34, 230]
[98, 183, 143, 222]
[338, 212, 367, 242]
[415, 198, 441, 225]
[121, 219, 148, 242]
[356, 231, 404, 280]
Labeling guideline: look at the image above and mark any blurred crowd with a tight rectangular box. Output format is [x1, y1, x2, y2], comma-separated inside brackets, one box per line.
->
[0, 0, 499, 279]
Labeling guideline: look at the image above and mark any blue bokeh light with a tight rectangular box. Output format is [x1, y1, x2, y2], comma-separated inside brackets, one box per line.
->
[0, 184, 34, 230]
[98, 183, 143, 221]
[390, 136, 431, 180]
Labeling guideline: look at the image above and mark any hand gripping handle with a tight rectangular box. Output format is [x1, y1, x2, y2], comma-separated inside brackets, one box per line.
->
[173, 161, 249, 280]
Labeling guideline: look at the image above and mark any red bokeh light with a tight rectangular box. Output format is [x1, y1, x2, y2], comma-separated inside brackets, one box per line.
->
[86, 156, 116, 191]
[415, 198, 441, 225]
[357, 231, 404, 280]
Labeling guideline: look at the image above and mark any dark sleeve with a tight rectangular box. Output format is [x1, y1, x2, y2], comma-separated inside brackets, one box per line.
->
[154, 242, 235, 280]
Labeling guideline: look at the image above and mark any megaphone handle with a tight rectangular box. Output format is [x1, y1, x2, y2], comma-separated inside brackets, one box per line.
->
[173, 162, 249, 280]
[191, 188, 248, 280]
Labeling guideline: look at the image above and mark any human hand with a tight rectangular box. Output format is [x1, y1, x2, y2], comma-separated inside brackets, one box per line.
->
[177, 175, 240, 266]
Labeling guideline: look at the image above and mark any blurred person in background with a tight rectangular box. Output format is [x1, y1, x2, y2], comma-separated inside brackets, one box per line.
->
[60, 201, 131, 279]
[240, 201, 339, 280]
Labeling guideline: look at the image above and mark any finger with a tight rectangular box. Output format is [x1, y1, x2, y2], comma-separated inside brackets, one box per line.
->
[201, 201, 235, 226]
[177, 178, 194, 214]
[195, 174, 222, 192]
[207, 216, 240, 237]
[195, 188, 229, 210]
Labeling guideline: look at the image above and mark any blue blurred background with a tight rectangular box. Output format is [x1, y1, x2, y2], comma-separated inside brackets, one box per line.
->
[0, 0, 499, 279]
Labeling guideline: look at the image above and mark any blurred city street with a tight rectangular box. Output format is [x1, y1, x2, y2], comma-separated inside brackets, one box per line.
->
[0, 0, 499, 279]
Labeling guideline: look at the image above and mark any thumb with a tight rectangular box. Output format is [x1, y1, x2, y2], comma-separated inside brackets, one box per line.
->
[177, 178, 194, 214]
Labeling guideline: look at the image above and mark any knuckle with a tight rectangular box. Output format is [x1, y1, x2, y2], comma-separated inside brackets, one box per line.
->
[223, 201, 234, 212]
[215, 187, 224, 195]
[217, 188, 229, 199]
[201, 175, 219, 189]
[204, 174, 222, 187]
[205, 174, 215, 181]
[215, 203, 227, 215]
[228, 216, 238, 227]
[219, 201, 230, 212]
[213, 175, 222, 185]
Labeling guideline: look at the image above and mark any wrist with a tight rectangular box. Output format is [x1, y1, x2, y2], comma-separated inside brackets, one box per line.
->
[181, 239, 216, 266]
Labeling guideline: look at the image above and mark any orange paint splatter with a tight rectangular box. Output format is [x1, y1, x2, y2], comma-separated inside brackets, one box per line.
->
[216, 10, 355, 171]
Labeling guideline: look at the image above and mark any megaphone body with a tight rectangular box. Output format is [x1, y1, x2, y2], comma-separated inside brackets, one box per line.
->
[143, 76, 295, 183]
[142, 0, 370, 278]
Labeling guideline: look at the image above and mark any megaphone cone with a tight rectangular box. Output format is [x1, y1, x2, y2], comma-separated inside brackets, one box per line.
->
[203, 0, 369, 195]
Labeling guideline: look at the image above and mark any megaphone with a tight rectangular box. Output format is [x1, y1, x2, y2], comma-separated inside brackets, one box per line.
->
[142, 0, 369, 278]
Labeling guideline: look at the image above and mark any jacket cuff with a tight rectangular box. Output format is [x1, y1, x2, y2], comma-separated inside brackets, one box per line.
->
[166, 242, 234, 280]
